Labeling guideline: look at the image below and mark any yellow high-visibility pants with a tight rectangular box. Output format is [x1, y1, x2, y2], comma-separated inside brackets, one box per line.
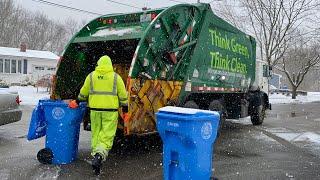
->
[90, 110, 118, 160]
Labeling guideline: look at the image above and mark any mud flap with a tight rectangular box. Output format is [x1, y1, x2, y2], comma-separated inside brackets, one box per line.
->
[248, 91, 262, 115]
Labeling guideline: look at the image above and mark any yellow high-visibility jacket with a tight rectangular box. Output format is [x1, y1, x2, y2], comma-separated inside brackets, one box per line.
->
[78, 56, 128, 109]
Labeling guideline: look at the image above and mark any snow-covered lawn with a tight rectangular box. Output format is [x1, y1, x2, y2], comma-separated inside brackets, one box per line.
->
[269, 92, 320, 104]
[7, 86, 320, 106]
[9, 86, 50, 106]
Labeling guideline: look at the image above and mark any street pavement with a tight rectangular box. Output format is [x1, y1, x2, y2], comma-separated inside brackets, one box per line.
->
[0, 102, 320, 180]
[214, 101, 320, 179]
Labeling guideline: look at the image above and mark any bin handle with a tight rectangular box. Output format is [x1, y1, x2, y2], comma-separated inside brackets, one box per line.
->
[170, 160, 179, 165]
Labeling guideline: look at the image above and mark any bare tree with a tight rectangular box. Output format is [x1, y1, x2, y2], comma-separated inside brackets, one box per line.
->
[0, 0, 83, 54]
[211, 1, 249, 32]
[64, 19, 80, 37]
[10, 7, 28, 46]
[23, 12, 53, 50]
[0, 0, 15, 46]
[275, 32, 320, 99]
[47, 22, 68, 55]
[0, 0, 28, 47]
[241, 0, 318, 68]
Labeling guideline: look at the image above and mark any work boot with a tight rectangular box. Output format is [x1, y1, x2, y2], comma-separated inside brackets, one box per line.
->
[84, 122, 91, 131]
[92, 153, 103, 175]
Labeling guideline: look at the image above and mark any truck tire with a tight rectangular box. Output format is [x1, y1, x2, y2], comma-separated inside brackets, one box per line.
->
[208, 100, 225, 138]
[208, 100, 224, 112]
[250, 104, 265, 125]
[183, 100, 199, 109]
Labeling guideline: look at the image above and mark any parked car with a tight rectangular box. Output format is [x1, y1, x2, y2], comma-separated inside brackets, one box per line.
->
[269, 85, 278, 94]
[0, 88, 22, 126]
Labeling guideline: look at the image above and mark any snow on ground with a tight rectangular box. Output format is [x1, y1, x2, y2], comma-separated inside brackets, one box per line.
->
[269, 92, 320, 104]
[9, 86, 50, 106]
[254, 131, 278, 143]
[7, 83, 320, 106]
[7, 85, 320, 106]
[264, 127, 320, 157]
[293, 132, 320, 144]
[227, 117, 252, 125]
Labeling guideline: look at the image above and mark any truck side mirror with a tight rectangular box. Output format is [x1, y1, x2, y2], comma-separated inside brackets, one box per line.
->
[263, 65, 272, 77]
[268, 66, 272, 77]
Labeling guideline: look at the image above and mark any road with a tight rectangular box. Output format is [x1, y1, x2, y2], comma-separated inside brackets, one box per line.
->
[0, 103, 320, 179]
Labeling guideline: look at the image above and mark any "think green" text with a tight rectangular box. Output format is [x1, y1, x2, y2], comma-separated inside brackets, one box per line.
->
[209, 29, 250, 58]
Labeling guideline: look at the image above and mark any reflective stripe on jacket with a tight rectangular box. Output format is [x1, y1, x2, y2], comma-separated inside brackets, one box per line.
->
[78, 56, 128, 109]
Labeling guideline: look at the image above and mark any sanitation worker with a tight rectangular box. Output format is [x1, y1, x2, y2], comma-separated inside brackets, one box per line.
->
[69, 55, 128, 175]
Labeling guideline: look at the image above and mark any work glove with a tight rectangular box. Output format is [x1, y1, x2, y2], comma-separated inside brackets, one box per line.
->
[68, 100, 79, 109]
[122, 105, 128, 113]
[122, 113, 130, 123]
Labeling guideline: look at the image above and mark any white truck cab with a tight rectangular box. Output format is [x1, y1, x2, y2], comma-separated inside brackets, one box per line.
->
[255, 60, 271, 94]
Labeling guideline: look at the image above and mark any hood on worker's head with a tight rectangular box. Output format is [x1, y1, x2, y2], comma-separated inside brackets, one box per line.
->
[95, 55, 114, 73]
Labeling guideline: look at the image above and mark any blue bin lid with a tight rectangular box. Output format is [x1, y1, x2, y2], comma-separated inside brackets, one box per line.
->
[40, 99, 86, 108]
[158, 106, 219, 116]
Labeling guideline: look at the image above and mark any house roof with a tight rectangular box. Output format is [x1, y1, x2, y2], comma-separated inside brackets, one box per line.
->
[0, 46, 59, 60]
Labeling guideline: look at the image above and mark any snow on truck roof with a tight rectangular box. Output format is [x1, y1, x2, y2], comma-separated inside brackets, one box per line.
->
[0, 46, 59, 60]
[92, 27, 140, 37]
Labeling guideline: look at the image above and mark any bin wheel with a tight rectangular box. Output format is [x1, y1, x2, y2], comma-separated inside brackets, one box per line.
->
[183, 101, 199, 109]
[37, 148, 53, 164]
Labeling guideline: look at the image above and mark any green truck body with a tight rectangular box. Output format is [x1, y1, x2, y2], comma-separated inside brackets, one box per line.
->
[52, 3, 269, 135]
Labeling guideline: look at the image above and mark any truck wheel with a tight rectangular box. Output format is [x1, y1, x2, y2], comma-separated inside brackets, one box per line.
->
[250, 105, 265, 125]
[183, 101, 199, 109]
[208, 100, 225, 138]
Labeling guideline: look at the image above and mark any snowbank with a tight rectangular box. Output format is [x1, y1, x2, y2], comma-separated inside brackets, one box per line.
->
[9, 86, 50, 106]
[269, 92, 320, 104]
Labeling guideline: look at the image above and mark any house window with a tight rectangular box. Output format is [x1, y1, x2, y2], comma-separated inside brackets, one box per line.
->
[23, 59, 28, 74]
[0, 59, 3, 73]
[5, 59, 10, 73]
[18, 60, 22, 73]
[11, 60, 16, 73]
[47, 67, 56, 71]
[35, 66, 45, 70]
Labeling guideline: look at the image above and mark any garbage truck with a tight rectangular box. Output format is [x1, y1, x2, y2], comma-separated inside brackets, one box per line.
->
[51, 3, 270, 136]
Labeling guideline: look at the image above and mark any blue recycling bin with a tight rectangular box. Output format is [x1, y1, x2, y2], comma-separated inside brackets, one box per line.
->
[156, 106, 220, 180]
[27, 99, 87, 164]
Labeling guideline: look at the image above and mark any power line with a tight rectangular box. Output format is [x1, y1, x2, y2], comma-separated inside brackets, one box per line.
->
[104, 0, 142, 9]
[31, 0, 103, 16]
[209, 0, 222, 3]
[168, 0, 189, 4]
[168, 0, 223, 4]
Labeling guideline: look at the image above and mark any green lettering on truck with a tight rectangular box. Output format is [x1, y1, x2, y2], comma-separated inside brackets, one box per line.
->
[210, 51, 247, 74]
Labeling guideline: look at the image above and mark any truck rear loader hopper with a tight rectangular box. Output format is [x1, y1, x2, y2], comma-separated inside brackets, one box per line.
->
[51, 3, 270, 136]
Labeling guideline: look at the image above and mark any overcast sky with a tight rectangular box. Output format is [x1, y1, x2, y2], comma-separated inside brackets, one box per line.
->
[14, 0, 224, 23]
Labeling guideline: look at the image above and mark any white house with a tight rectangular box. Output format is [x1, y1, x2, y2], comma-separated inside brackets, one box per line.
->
[0, 44, 59, 85]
